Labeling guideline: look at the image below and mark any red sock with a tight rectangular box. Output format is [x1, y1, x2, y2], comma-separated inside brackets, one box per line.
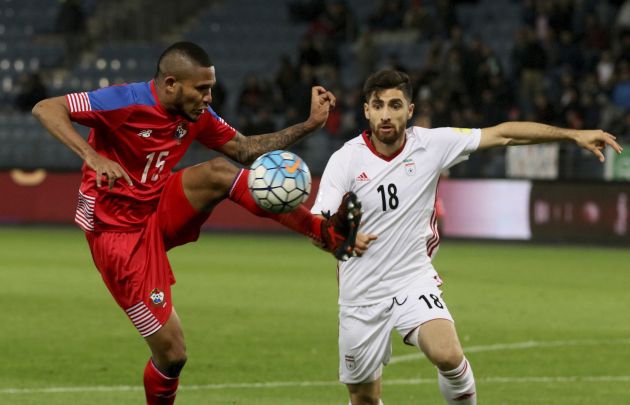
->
[228, 169, 324, 241]
[144, 358, 179, 405]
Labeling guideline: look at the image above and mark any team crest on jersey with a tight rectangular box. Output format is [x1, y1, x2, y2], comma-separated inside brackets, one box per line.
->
[174, 122, 188, 143]
[149, 288, 166, 307]
[344, 354, 356, 371]
[403, 158, 416, 176]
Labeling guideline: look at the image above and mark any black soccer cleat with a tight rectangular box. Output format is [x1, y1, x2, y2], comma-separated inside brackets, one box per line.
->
[321, 192, 363, 261]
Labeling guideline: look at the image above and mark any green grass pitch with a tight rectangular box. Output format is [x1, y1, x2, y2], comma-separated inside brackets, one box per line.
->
[1, 226, 629, 404]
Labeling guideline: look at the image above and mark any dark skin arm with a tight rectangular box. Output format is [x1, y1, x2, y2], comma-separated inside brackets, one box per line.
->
[217, 86, 336, 165]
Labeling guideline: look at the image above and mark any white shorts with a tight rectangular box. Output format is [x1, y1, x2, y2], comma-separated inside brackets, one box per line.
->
[338, 280, 453, 384]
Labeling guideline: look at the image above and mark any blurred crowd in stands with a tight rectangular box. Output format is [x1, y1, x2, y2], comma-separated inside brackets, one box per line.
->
[6, 0, 630, 177]
[223, 0, 630, 177]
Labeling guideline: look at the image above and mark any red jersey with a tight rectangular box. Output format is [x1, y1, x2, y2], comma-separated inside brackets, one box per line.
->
[67, 80, 236, 232]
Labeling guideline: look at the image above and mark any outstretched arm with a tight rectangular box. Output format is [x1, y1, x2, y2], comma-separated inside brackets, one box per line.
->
[479, 122, 624, 162]
[217, 86, 336, 165]
[32, 96, 132, 189]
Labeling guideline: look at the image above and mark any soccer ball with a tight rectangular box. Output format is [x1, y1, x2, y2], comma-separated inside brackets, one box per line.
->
[248, 150, 311, 214]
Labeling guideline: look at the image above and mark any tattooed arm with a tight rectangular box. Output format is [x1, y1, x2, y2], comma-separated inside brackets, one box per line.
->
[217, 86, 336, 165]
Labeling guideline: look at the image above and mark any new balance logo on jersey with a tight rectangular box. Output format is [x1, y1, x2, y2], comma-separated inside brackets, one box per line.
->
[138, 129, 152, 138]
[356, 172, 370, 182]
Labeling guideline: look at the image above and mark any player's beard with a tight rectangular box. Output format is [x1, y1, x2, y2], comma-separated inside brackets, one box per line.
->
[175, 87, 202, 122]
[371, 121, 405, 145]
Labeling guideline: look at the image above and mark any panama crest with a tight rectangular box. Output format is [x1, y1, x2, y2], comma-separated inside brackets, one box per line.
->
[174, 122, 188, 142]
[149, 288, 166, 307]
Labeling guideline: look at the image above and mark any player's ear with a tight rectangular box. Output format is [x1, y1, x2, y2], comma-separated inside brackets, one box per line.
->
[364, 103, 369, 119]
[408, 102, 415, 120]
[163, 76, 178, 93]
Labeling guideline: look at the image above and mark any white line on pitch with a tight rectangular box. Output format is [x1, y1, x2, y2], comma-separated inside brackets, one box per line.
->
[2, 376, 630, 395]
[389, 338, 630, 364]
[2, 338, 629, 395]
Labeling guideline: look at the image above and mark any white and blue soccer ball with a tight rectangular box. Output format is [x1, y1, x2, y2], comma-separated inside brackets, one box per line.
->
[248, 150, 311, 214]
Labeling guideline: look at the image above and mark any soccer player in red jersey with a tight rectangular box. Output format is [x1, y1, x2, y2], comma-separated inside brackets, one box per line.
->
[32, 41, 362, 404]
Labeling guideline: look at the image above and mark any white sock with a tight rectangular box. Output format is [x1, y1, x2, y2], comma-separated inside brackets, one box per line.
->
[437, 357, 476, 404]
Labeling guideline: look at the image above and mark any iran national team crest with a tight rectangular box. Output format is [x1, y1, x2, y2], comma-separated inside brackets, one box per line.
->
[344, 354, 356, 371]
[149, 288, 166, 307]
[403, 158, 416, 176]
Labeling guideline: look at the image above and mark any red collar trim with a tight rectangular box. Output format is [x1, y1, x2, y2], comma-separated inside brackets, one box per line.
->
[361, 130, 406, 162]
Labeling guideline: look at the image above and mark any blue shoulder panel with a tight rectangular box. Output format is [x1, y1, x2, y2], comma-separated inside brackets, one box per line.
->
[207, 106, 221, 120]
[88, 81, 156, 111]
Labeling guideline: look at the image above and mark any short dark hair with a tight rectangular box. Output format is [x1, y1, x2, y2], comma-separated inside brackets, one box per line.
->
[363, 69, 413, 102]
[155, 41, 212, 78]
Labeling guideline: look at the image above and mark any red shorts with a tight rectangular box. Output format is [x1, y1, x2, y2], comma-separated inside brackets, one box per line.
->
[86, 171, 210, 337]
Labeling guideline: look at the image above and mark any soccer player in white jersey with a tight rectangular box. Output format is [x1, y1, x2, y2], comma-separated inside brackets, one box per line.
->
[311, 69, 623, 405]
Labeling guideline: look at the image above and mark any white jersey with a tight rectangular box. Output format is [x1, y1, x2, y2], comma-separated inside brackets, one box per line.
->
[312, 126, 481, 306]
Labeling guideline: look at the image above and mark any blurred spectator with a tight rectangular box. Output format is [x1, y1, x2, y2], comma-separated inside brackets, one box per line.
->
[609, 110, 630, 142]
[597, 50, 615, 87]
[612, 61, 630, 108]
[287, 64, 317, 121]
[529, 93, 558, 124]
[380, 52, 408, 72]
[242, 109, 277, 135]
[554, 30, 584, 73]
[514, 27, 548, 112]
[353, 30, 379, 81]
[615, 0, 630, 31]
[275, 55, 298, 106]
[403, 1, 435, 39]
[288, 0, 325, 22]
[368, 0, 405, 31]
[237, 74, 267, 115]
[210, 81, 227, 117]
[55, 0, 87, 66]
[582, 14, 610, 52]
[14, 73, 48, 112]
[309, 0, 357, 43]
[581, 92, 602, 129]
[298, 36, 324, 68]
[435, 0, 458, 37]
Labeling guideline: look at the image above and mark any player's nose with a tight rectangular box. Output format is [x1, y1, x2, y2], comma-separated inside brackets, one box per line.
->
[203, 89, 212, 104]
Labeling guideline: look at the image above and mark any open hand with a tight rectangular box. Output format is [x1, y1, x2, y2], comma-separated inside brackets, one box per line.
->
[575, 130, 624, 162]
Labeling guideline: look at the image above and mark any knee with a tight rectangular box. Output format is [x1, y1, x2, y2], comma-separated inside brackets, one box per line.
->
[205, 157, 238, 178]
[431, 346, 464, 371]
[153, 338, 188, 377]
[160, 348, 187, 377]
[164, 355, 187, 377]
[203, 157, 239, 190]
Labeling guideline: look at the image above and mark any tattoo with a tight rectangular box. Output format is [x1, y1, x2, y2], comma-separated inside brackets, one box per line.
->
[238, 122, 313, 164]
